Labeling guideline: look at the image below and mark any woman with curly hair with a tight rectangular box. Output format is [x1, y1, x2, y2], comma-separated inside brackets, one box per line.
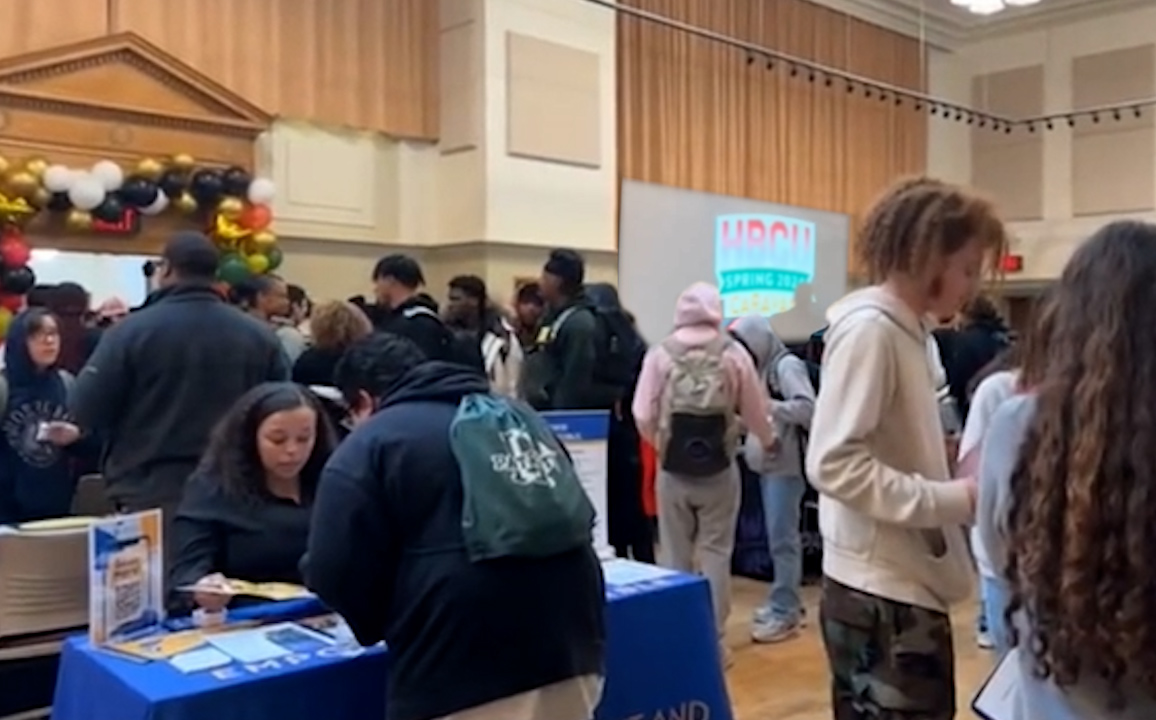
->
[977, 221, 1156, 718]
[292, 300, 373, 387]
[168, 383, 337, 613]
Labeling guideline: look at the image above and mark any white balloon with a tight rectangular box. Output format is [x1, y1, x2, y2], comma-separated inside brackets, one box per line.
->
[90, 160, 125, 192]
[140, 191, 169, 216]
[42, 165, 75, 193]
[68, 175, 106, 211]
[247, 177, 276, 205]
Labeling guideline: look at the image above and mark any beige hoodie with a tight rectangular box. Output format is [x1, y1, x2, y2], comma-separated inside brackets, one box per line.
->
[806, 287, 974, 612]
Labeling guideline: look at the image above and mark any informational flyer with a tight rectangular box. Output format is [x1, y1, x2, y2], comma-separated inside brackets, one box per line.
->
[543, 410, 612, 558]
[88, 509, 164, 646]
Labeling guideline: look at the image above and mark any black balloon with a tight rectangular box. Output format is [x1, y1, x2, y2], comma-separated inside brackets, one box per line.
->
[119, 175, 160, 208]
[2, 266, 35, 295]
[92, 195, 125, 223]
[221, 166, 252, 198]
[47, 192, 71, 212]
[189, 169, 225, 206]
[158, 169, 187, 199]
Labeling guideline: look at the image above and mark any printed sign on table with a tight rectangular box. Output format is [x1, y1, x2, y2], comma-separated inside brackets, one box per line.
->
[88, 509, 164, 645]
[543, 410, 611, 558]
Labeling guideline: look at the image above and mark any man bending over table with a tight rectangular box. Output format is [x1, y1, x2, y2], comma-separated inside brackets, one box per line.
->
[305, 333, 606, 720]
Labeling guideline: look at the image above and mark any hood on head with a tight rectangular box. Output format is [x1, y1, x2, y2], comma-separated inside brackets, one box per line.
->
[3, 311, 44, 386]
[728, 315, 786, 371]
[674, 283, 723, 329]
[381, 361, 491, 407]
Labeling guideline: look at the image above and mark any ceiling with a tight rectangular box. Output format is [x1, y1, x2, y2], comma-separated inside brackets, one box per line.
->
[808, 0, 1155, 48]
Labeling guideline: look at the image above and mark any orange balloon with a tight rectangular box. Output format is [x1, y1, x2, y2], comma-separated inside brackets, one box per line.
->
[239, 203, 272, 231]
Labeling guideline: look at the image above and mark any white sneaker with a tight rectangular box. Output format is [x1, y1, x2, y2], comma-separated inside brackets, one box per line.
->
[976, 629, 995, 650]
[753, 605, 807, 626]
[751, 617, 801, 644]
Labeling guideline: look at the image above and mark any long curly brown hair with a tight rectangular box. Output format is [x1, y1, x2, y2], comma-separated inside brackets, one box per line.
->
[1005, 220, 1156, 703]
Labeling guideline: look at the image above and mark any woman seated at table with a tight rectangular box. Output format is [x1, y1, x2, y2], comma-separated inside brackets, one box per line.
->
[168, 382, 337, 613]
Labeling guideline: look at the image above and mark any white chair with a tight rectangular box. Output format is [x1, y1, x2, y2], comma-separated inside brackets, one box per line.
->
[0, 524, 89, 639]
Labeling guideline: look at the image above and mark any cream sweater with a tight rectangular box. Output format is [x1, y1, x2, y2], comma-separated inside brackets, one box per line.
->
[806, 287, 975, 612]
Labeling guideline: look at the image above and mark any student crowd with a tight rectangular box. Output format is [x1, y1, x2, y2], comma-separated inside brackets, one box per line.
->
[1, 173, 1153, 720]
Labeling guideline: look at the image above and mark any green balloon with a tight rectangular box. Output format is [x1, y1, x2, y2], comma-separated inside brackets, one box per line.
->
[264, 244, 283, 271]
[217, 255, 250, 285]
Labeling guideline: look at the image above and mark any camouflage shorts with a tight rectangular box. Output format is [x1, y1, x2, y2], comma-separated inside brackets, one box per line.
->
[820, 578, 956, 720]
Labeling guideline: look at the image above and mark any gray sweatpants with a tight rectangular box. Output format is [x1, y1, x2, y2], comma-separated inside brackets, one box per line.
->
[656, 463, 741, 639]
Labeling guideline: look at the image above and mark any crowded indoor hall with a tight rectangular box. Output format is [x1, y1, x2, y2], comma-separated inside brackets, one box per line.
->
[0, 0, 1151, 719]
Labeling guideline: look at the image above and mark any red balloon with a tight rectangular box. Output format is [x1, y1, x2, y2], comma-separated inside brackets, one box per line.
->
[0, 236, 31, 268]
[0, 293, 23, 313]
[239, 204, 272, 231]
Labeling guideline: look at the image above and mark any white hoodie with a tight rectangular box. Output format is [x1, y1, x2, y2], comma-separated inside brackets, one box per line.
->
[806, 287, 975, 612]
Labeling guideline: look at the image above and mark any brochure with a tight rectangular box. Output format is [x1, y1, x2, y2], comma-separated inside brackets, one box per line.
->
[205, 621, 336, 663]
[177, 578, 314, 601]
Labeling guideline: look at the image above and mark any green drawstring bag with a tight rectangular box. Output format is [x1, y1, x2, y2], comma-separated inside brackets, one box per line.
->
[449, 393, 594, 561]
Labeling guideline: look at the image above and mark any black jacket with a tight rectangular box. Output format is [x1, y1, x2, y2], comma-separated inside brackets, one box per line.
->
[937, 319, 1010, 420]
[71, 284, 289, 506]
[168, 473, 310, 613]
[305, 362, 605, 720]
[374, 297, 472, 367]
[292, 346, 344, 387]
[521, 296, 600, 410]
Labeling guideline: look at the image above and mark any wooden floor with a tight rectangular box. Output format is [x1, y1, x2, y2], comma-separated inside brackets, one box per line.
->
[726, 577, 992, 720]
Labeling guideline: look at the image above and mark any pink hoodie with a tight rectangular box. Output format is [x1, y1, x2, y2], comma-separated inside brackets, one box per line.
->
[631, 282, 776, 452]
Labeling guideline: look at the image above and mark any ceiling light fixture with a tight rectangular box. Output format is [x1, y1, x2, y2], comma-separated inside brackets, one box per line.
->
[951, 0, 1043, 15]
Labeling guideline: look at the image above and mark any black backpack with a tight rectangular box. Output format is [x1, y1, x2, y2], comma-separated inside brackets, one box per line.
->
[589, 306, 641, 392]
[402, 306, 484, 370]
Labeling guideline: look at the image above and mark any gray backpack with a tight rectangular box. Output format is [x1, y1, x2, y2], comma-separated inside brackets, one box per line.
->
[0, 369, 76, 413]
[656, 337, 738, 477]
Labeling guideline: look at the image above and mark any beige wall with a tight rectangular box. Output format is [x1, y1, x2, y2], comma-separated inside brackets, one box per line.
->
[928, 7, 1156, 281]
[268, 0, 618, 308]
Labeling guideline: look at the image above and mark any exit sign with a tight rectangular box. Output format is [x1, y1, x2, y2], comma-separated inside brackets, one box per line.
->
[1000, 254, 1024, 273]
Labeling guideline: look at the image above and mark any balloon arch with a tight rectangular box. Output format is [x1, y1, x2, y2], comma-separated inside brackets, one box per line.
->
[0, 153, 280, 335]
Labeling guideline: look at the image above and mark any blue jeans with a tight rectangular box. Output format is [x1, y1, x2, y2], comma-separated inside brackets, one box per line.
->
[759, 474, 807, 624]
[981, 574, 1011, 655]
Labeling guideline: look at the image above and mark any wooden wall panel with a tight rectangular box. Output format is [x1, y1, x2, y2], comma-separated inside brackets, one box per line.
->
[618, 0, 927, 273]
[0, 0, 109, 56]
[0, 0, 438, 139]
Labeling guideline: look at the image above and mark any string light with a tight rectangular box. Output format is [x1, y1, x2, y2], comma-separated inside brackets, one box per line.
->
[597, 1, 1156, 134]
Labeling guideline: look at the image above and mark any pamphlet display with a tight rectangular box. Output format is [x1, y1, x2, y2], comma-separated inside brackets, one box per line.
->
[543, 410, 611, 557]
[88, 510, 164, 646]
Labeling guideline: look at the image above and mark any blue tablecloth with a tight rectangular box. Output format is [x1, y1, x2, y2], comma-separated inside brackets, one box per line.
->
[52, 567, 731, 720]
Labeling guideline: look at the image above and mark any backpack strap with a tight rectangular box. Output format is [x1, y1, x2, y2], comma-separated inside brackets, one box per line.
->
[548, 306, 580, 340]
[402, 305, 440, 321]
[60, 370, 75, 397]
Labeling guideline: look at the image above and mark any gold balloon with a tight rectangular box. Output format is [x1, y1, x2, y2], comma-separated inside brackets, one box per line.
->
[65, 209, 94, 231]
[136, 157, 164, 180]
[0, 155, 9, 177]
[0, 307, 12, 338]
[23, 157, 49, 179]
[29, 187, 51, 209]
[250, 229, 276, 249]
[245, 253, 270, 274]
[4, 171, 40, 200]
[217, 196, 244, 221]
[171, 153, 196, 171]
[174, 192, 198, 215]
